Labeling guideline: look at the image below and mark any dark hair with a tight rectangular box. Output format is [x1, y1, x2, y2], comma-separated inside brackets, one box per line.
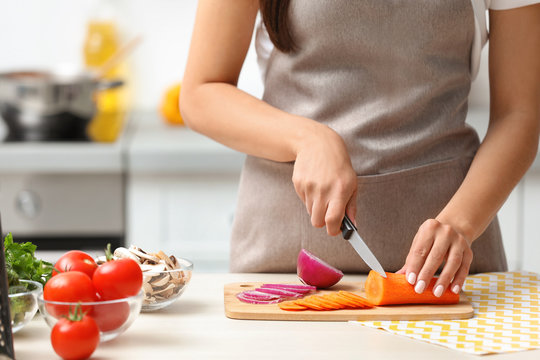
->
[259, 0, 295, 52]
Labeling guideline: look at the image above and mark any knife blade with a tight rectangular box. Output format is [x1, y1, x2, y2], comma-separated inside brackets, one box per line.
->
[340, 214, 387, 278]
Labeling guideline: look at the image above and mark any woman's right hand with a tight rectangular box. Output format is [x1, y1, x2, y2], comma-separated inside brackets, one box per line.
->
[292, 125, 358, 236]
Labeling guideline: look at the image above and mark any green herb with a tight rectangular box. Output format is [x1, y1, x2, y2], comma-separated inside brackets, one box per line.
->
[4, 232, 53, 287]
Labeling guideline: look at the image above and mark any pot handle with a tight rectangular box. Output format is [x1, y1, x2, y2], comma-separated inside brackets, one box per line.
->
[96, 79, 124, 91]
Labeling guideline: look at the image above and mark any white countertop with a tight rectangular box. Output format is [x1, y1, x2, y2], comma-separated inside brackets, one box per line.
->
[0, 119, 130, 174]
[13, 273, 540, 360]
[0, 111, 246, 174]
[126, 112, 245, 174]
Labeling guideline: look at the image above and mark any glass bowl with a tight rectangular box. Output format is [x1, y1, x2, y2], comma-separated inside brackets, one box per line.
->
[141, 257, 193, 312]
[37, 290, 143, 342]
[8, 279, 42, 333]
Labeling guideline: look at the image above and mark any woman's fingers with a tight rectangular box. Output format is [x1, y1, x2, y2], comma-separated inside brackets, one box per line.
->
[345, 187, 358, 226]
[325, 199, 347, 236]
[310, 197, 327, 228]
[403, 220, 436, 288]
[449, 246, 473, 294]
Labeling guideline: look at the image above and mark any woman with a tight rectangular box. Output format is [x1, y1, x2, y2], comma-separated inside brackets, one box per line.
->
[181, 1, 540, 297]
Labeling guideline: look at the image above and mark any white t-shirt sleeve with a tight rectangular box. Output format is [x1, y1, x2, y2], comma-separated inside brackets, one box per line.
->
[255, 18, 273, 82]
[487, 0, 540, 10]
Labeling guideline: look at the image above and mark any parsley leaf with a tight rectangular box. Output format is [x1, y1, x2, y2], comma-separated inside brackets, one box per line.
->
[4, 233, 53, 287]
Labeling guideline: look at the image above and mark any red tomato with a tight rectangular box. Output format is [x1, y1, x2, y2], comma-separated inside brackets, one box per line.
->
[51, 311, 100, 360]
[44, 271, 99, 318]
[53, 250, 98, 279]
[93, 258, 143, 300]
[91, 301, 130, 332]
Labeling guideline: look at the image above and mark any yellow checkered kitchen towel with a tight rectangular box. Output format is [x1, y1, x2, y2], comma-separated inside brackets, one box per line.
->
[352, 271, 540, 355]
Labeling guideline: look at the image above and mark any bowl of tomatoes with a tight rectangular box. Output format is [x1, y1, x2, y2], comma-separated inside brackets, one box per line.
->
[37, 248, 144, 342]
[37, 290, 143, 342]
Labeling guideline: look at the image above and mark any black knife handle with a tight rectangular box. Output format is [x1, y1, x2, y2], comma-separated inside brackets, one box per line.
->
[340, 214, 356, 240]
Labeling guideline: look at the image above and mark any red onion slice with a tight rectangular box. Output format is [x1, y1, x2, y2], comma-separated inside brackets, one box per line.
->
[241, 290, 282, 301]
[255, 287, 303, 297]
[260, 284, 315, 294]
[236, 293, 282, 304]
[261, 283, 316, 290]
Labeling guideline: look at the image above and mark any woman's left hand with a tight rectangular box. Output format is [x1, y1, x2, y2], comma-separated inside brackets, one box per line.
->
[397, 218, 473, 297]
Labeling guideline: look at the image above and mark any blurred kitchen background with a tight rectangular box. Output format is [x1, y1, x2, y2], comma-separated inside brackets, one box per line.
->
[0, 0, 538, 273]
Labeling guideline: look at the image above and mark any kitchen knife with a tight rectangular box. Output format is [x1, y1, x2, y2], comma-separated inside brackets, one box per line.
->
[340, 214, 387, 278]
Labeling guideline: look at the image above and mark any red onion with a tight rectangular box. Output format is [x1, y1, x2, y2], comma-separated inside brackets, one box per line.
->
[297, 249, 343, 288]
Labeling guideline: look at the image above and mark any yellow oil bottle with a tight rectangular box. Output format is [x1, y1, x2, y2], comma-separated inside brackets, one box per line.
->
[83, 15, 129, 142]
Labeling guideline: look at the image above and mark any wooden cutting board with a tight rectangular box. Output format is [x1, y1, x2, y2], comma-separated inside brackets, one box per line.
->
[224, 281, 474, 321]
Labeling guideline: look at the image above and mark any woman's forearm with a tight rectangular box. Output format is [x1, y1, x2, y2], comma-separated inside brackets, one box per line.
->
[180, 0, 335, 163]
[437, 111, 539, 243]
[181, 82, 328, 163]
[437, 5, 540, 243]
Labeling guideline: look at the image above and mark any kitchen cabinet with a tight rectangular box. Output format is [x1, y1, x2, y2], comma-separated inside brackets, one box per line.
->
[125, 113, 244, 272]
[127, 173, 240, 272]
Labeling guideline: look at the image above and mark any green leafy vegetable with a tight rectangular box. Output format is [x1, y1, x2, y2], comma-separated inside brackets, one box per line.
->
[4, 232, 53, 287]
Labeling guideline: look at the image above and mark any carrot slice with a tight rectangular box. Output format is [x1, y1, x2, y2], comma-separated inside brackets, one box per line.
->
[306, 295, 342, 310]
[278, 301, 308, 311]
[364, 271, 460, 306]
[303, 296, 336, 310]
[319, 294, 347, 309]
[338, 291, 375, 308]
[295, 298, 326, 311]
[326, 293, 363, 308]
[278, 290, 379, 312]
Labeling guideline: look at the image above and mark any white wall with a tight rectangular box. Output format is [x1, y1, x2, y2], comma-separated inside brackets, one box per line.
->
[0, 0, 490, 109]
[0, 0, 264, 108]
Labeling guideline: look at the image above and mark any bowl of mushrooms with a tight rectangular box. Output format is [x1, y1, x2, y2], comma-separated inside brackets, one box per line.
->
[108, 246, 193, 312]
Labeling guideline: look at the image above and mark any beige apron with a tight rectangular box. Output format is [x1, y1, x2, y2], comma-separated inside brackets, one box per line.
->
[230, 0, 507, 273]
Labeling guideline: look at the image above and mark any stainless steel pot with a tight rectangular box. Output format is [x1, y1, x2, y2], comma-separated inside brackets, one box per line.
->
[0, 70, 123, 141]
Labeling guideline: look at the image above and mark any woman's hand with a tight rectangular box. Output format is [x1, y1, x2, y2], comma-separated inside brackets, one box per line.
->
[397, 219, 473, 297]
[292, 125, 358, 236]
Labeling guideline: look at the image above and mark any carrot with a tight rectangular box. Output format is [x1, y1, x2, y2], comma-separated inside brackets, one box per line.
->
[364, 270, 460, 306]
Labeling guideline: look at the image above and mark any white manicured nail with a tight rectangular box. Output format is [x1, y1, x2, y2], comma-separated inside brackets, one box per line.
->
[414, 280, 426, 294]
[407, 272, 417, 285]
[452, 285, 460, 294]
[434, 285, 444, 298]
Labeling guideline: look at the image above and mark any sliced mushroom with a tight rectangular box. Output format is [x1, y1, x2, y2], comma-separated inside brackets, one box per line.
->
[128, 245, 161, 263]
[114, 247, 141, 262]
[152, 283, 176, 297]
[150, 274, 171, 288]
